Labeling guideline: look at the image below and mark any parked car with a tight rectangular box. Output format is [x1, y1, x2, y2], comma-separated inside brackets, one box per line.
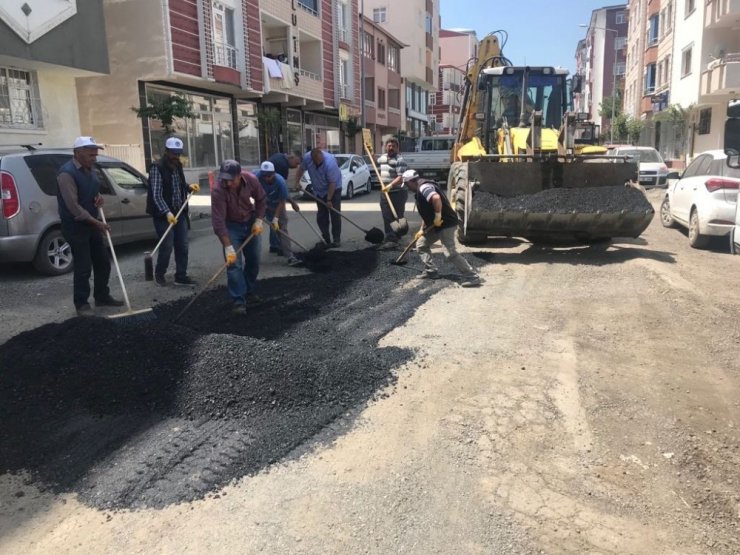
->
[608, 145, 669, 187]
[659, 150, 740, 248]
[362, 155, 381, 189]
[299, 154, 372, 199]
[0, 147, 156, 275]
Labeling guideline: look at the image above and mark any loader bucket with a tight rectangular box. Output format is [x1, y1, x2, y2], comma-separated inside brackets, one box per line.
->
[453, 158, 654, 243]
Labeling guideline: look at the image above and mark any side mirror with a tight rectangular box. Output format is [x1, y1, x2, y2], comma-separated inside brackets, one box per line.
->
[666, 171, 681, 180]
[728, 99, 740, 118]
[724, 118, 740, 159]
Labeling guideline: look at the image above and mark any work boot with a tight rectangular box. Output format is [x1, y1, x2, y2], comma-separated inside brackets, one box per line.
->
[76, 303, 95, 317]
[154, 274, 167, 287]
[174, 276, 197, 286]
[460, 274, 483, 288]
[377, 240, 399, 251]
[95, 296, 125, 307]
[287, 256, 302, 267]
[415, 270, 439, 280]
[231, 301, 246, 314]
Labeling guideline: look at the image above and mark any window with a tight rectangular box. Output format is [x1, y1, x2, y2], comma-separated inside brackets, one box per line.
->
[103, 167, 147, 190]
[616, 11, 626, 24]
[615, 37, 627, 51]
[212, 2, 237, 69]
[644, 63, 656, 94]
[0, 67, 43, 129]
[647, 15, 659, 46]
[388, 88, 400, 110]
[425, 13, 433, 34]
[378, 88, 386, 110]
[685, 0, 695, 16]
[338, 0, 349, 43]
[698, 108, 711, 135]
[681, 154, 708, 178]
[377, 41, 386, 65]
[339, 58, 350, 99]
[681, 46, 692, 77]
[388, 46, 399, 72]
[365, 77, 375, 102]
[615, 62, 626, 76]
[373, 7, 386, 23]
[362, 31, 375, 59]
[298, 0, 319, 15]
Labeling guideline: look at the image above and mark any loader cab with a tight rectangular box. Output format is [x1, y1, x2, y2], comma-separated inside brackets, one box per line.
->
[478, 66, 569, 152]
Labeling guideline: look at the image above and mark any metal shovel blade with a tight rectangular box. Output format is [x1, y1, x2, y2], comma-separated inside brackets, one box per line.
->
[390, 218, 409, 236]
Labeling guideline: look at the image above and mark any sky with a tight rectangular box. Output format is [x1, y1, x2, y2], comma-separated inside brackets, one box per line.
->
[439, 0, 617, 75]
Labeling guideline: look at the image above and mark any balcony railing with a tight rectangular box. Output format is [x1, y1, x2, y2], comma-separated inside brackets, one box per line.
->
[213, 42, 237, 69]
[340, 83, 350, 99]
[705, 0, 740, 28]
[701, 55, 740, 96]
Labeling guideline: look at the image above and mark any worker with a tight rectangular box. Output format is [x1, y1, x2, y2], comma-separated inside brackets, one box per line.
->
[211, 159, 267, 313]
[401, 169, 482, 287]
[376, 138, 409, 250]
[295, 148, 343, 248]
[57, 136, 125, 316]
[146, 136, 199, 287]
[266, 151, 302, 255]
[255, 160, 301, 267]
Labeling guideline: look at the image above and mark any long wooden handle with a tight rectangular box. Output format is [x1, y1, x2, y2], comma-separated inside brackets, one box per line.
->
[363, 143, 400, 220]
[301, 188, 368, 234]
[394, 226, 429, 264]
[276, 227, 309, 252]
[99, 207, 133, 311]
[150, 191, 194, 257]
[174, 232, 256, 321]
[296, 209, 326, 244]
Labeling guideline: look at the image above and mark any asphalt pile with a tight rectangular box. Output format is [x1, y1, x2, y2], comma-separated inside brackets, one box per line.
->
[474, 186, 653, 214]
[0, 247, 478, 509]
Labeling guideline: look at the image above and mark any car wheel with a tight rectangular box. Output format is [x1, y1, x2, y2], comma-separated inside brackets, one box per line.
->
[346, 183, 354, 199]
[33, 228, 73, 275]
[688, 208, 710, 249]
[659, 197, 676, 228]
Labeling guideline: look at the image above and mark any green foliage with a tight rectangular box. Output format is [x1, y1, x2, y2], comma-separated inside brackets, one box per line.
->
[598, 91, 623, 121]
[626, 118, 645, 144]
[344, 116, 361, 138]
[131, 94, 195, 134]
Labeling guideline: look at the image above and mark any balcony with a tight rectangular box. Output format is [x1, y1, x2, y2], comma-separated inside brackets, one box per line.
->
[213, 42, 237, 69]
[705, 0, 740, 28]
[262, 58, 323, 105]
[700, 55, 740, 97]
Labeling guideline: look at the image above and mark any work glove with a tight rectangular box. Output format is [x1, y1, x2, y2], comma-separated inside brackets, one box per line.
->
[433, 212, 443, 227]
[166, 212, 178, 225]
[381, 184, 392, 194]
[270, 218, 280, 231]
[414, 228, 425, 241]
[251, 218, 264, 235]
[189, 183, 200, 193]
[225, 245, 237, 266]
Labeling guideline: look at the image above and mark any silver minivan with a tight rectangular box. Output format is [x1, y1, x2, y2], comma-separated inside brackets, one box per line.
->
[0, 147, 155, 275]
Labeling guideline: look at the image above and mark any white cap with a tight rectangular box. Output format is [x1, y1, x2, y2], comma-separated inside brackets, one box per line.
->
[73, 136, 104, 150]
[401, 169, 419, 183]
[260, 161, 275, 173]
[165, 137, 184, 153]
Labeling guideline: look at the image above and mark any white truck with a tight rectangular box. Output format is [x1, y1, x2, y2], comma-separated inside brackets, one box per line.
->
[400, 135, 455, 185]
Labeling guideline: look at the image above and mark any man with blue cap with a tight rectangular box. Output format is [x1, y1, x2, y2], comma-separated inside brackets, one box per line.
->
[255, 160, 301, 266]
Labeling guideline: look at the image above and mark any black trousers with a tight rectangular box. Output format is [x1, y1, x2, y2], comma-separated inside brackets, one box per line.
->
[316, 189, 342, 243]
[380, 188, 408, 240]
[61, 221, 111, 308]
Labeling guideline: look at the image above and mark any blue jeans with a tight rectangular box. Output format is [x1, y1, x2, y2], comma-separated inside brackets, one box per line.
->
[153, 215, 189, 279]
[226, 219, 262, 303]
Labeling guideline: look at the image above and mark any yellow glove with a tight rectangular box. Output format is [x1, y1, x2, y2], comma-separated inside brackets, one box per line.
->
[166, 212, 178, 225]
[414, 228, 424, 241]
[270, 218, 280, 231]
[225, 245, 237, 266]
[251, 218, 264, 235]
[189, 183, 200, 193]
[433, 212, 443, 227]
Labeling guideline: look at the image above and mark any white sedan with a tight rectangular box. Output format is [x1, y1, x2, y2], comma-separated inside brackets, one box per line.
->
[300, 154, 372, 199]
[660, 150, 740, 248]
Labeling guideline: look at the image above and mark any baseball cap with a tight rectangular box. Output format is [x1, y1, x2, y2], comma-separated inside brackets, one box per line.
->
[218, 159, 242, 181]
[260, 161, 275, 173]
[401, 169, 419, 183]
[73, 136, 104, 150]
[165, 137, 184, 153]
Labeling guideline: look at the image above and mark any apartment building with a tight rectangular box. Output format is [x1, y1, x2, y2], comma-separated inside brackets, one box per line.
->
[431, 29, 478, 135]
[74, 0, 359, 183]
[359, 16, 405, 152]
[577, 5, 629, 142]
[0, 1, 109, 148]
[364, 0, 440, 139]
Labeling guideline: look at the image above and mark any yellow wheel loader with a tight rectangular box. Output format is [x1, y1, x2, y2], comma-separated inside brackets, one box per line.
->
[449, 33, 653, 244]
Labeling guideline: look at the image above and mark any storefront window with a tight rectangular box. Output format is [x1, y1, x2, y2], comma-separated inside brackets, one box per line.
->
[286, 109, 303, 155]
[236, 100, 260, 167]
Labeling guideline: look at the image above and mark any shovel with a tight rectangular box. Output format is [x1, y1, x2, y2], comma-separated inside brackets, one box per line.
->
[363, 143, 409, 236]
[301, 188, 384, 244]
[391, 226, 430, 266]
[144, 191, 194, 280]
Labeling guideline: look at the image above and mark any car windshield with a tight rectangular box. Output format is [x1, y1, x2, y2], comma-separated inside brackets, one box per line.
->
[335, 155, 351, 169]
[619, 149, 663, 163]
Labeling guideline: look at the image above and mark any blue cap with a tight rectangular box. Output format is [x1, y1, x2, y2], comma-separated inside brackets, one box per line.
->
[218, 159, 241, 180]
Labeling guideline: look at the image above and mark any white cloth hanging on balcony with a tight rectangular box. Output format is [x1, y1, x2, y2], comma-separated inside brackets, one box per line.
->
[263, 57, 283, 78]
[278, 62, 294, 89]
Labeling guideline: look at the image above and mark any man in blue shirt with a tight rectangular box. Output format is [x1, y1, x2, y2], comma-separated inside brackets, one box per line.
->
[255, 161, 301, 266]
[295, 148, 343, 248]
[266, 151, 301, 255]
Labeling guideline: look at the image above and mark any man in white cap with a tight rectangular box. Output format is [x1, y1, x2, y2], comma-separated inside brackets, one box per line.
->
[401, 169, 482, 287]
[57, 137, 124, 316]
[254, 160, 301, 266]
[146, 136, 200, 286]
